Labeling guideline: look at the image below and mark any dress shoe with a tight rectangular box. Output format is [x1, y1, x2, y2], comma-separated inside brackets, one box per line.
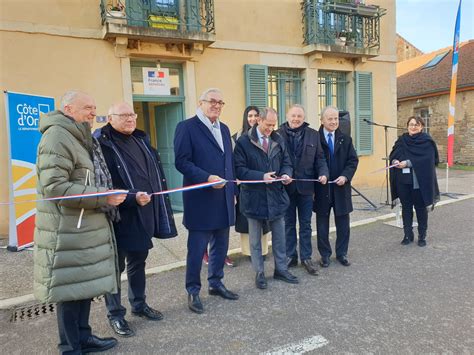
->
[273, 269, 299, 284]
[108, 318, 134, 337]
[418, 234, 427, 247]
[301, 259, 319, 276]
[255, 272, 267, 289]
[287, 257, 298, 268]
[336, 255, 351, 266]
[224, 256, 235, 267]
[209, 285, 239, 300]
[320, 256, 330, 268]
[81, 335, 117, 353]
[132, 305, 164, 321]
[188, 294, 204, 314]
[401, 236, 411, 245]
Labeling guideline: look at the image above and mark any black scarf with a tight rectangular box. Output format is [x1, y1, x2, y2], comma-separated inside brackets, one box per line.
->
[282, 122, 307, 161]
[389, 132, 440, 207]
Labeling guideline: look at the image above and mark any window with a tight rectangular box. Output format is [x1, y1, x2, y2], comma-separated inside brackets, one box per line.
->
[415, 107, 430, 134]
[422, 51, 449, 69]
[318, 71, 348, 113]
[268, 69, 302, 123]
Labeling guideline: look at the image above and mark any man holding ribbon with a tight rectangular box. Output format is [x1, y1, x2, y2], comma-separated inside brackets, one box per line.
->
[34, 91, 127, 354]
[94, 102, 177, 336]
[174, 88, 238, 314]
[234, 107, 298, 289]
[278, 104, 328, 276]
[314, 106, 359, 268]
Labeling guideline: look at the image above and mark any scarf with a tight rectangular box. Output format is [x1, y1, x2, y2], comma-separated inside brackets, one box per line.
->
[92, 137, 121, 222]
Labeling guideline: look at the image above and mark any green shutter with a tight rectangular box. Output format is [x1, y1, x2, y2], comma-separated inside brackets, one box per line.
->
[355, 71, 373, 155]
[244, 64, 268, 111]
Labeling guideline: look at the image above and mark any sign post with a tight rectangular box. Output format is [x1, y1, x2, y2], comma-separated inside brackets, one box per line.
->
[4, 91, 54, 251]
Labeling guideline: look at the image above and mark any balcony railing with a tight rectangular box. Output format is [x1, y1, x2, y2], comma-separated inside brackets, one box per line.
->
[302, 0, 386, 56]
[100, 0, 215, 44]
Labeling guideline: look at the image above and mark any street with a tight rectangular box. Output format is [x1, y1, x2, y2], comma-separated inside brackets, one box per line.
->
[1, 198, 473, 354]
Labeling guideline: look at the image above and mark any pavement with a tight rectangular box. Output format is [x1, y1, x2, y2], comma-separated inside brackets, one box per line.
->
[0, 175, 472, 353]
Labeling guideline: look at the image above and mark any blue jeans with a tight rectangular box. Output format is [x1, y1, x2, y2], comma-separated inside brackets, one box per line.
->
[285, 192, 314, 261]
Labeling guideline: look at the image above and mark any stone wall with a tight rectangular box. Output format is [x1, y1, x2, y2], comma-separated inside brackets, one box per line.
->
[397, 90, 474, 165]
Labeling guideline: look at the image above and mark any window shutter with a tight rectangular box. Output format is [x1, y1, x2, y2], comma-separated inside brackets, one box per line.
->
[244, 64, 268, 111]
[355, 71, 373, 155]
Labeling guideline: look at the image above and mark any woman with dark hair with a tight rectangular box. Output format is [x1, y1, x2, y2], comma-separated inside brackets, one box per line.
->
[389, 116, 440, 247]
[234, 106, 271, 258]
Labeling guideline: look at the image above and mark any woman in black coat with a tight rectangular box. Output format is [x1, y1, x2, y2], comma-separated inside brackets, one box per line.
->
[389, 116, 440, 247]
[233, 106, 271, 257]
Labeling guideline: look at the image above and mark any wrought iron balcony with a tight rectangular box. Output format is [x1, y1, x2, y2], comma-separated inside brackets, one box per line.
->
[302, 0, 386, 57]
[100, 0, 215, 45]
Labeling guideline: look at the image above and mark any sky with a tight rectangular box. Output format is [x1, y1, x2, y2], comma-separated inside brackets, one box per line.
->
[396, 0, 474, 53]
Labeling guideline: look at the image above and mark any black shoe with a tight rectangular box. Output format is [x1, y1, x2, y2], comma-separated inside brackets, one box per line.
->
[255, 272, 267, 289]
[209, 285, 239, 300]
[108, 318, 134, 337]
[320, 256, 330, 268]
[301, 259, 319, 276]
[287, 257, 298, 268]
[273, 270, 299, 284]
[418, 237, 426, 247]
[188, 294, 204, 314]
[131, 305, 164, 321]
[401, 237, 410, 245]
[81, 335, 117, 353]
[336, 255, 351, 266]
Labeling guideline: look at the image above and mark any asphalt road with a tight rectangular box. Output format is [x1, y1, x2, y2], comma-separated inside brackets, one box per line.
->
[1, 198, 473, 354]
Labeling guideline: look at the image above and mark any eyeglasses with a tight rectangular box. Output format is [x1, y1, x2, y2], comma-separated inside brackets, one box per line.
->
[110, 113, 137, 120]
[202, 99, 225, 107]
[408, 123, 421, 128]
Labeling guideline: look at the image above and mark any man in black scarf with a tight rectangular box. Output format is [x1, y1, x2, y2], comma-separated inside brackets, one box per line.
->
[278, 105, 328, 275]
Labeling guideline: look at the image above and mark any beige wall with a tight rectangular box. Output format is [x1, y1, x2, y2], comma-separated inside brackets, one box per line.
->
[0, 0, 397, 235]
[0, 31, 125, 235]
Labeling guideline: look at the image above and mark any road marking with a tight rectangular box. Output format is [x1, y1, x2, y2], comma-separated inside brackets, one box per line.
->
[263, 335, 329, 354]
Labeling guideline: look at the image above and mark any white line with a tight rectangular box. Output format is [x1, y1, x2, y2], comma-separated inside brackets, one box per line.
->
[263, 335, 329, 354]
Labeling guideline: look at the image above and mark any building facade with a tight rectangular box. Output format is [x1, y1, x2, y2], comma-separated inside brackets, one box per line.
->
[397, 41, 474, 166]
[0, 0, 397, 236]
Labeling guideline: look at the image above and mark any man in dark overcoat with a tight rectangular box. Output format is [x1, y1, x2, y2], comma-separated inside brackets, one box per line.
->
[174, 88, 238, 314]
[314, 106, 359, 267]
[234, 107, 298, 290]
[95, 102, 177, 337]
[278, 104, 328, 275]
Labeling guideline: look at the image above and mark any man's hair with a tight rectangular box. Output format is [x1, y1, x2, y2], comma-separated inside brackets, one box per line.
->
[199, 88, 223, 101]
[108, 102, 133, 116]
[288, 104, 305, 115]
[321, 105, 339, 120]
[260, 107, 278, 120]
[60, 90, 84, 111]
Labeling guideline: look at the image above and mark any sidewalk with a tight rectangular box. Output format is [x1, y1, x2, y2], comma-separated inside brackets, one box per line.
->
[1, 168, 472, 307]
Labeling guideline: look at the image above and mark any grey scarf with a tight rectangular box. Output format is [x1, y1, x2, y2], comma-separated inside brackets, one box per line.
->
[92, 137, 121, 222]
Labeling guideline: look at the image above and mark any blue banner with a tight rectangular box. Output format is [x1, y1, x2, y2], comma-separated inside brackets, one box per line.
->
[5, 91, 55, 250]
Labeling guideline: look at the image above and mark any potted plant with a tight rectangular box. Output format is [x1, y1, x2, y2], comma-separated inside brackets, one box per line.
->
[345, 31, 357, 47]
[335, 31, 347, 46]
[108, 3, 125, 18]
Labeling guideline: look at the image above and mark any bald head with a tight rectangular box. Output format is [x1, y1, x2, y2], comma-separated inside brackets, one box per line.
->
[107, 102, 137, 135]
[61, 91, 96, 127]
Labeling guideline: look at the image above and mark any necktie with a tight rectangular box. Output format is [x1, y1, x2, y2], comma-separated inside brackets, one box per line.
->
[262, 136, 269, 153]
[328, 133, 334, 156]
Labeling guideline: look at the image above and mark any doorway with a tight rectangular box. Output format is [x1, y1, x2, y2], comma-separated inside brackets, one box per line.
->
[135, 101, 184, 212]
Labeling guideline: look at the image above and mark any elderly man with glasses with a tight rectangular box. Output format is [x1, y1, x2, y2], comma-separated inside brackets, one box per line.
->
[174, 88, 239, 314]
[94, 102, 177, 337]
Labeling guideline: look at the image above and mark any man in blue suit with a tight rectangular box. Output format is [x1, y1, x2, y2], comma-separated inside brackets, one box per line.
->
[174, 88, 239, 314]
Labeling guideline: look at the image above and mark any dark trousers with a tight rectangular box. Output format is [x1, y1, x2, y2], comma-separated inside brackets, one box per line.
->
[397, 184, 428, 237]
[105, 249, 149, 320]
[57, 299, 92, 355]
[186, 228, 229, 295]
[285, 192, 314, 261]
[316, 207, 350, 258]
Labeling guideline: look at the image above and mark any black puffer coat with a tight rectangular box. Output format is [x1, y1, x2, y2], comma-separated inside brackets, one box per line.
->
[234, 126, 293, 221]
